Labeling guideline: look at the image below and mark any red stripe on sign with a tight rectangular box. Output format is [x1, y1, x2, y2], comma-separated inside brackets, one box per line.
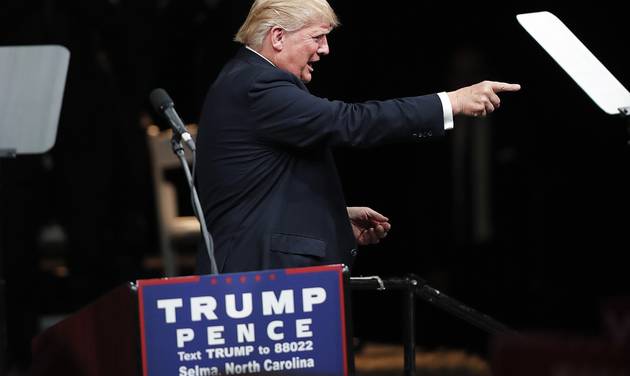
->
[284, 264, 343, 275]
[137, 285, 149, 376]
[137, 275, 200, 287]
[338, 268, 349, 376]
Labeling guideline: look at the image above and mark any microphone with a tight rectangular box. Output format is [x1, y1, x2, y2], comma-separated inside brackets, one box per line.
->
[149, 88, 196, 151]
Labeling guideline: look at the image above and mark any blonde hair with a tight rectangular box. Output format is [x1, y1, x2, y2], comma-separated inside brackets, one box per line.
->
[235, 0, 339, 49]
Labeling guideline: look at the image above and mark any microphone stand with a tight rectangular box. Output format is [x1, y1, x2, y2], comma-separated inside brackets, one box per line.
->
[170, 137, 219, 275]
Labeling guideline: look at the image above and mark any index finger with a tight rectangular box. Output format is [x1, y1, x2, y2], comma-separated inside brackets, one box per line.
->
[491, 82, 521, 92]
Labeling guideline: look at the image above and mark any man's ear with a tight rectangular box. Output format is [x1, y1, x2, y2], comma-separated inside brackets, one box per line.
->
[270, 26, 284, 51]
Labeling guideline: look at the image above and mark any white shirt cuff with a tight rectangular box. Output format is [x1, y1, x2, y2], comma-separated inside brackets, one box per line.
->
[437, 92, 454, 130]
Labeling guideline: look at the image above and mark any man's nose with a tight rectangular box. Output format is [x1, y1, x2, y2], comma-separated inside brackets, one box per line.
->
[317, 35, 329, 55]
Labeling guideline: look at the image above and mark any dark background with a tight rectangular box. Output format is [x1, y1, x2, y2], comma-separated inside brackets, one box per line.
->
[1, 0, 629, 373]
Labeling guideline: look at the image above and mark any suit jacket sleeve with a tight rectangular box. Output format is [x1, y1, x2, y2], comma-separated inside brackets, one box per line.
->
[249, 69, 445, 149]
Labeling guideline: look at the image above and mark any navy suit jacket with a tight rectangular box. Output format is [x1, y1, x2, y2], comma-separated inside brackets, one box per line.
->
[196, 47, 445, 274]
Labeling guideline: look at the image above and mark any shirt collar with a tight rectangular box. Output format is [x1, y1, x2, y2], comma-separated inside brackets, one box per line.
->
[245, 46, 276, 67]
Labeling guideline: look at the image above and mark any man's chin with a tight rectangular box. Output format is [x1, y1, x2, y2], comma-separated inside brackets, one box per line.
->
[300, 71, 312, 83]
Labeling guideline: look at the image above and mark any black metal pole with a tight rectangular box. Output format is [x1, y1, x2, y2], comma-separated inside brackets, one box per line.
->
[410, 275, 516, 336]
[349, 276, 412, 291]
[0, 157, 9, 376]
[0, 278, 5, 376]
[350, 276, 419, 375]
[350, 274, 516, 375]
[342, 266, 356, 376]
[622, 107, 630, 146]
[403, 277, 416, 376]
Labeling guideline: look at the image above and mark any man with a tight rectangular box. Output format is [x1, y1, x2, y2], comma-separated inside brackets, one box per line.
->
[196, 0, 520, 274]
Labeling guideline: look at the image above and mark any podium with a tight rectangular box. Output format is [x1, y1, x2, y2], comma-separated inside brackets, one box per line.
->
[30, 265, 356, 376]
[30, 283, 142, 376]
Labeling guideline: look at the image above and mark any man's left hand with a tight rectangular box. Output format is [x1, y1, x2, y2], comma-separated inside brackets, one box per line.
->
[347, 207, 391, 245]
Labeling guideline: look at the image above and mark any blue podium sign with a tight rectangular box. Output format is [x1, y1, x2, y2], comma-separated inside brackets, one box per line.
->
[138, 265, 348, 376]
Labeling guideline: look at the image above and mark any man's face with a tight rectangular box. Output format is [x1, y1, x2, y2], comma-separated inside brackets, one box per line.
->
[277, 22, 331, 83]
